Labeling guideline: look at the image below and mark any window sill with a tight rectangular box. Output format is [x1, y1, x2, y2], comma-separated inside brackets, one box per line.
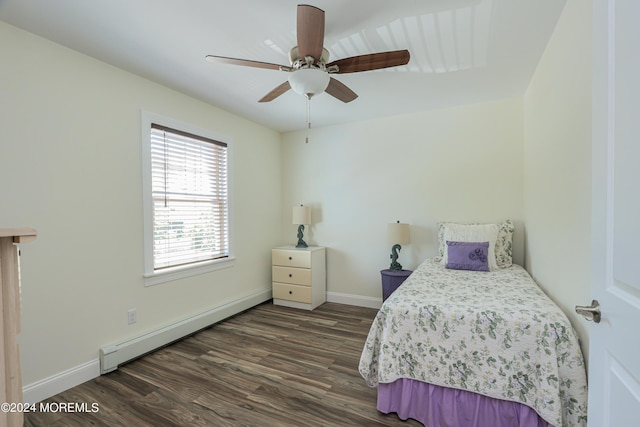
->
[144, 256, 235, 286]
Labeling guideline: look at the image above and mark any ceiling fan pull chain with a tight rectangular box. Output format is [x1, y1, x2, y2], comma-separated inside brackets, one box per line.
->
[306, 95, 311, 143]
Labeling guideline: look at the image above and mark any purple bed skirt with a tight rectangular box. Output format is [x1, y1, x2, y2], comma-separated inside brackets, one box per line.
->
[377, 379, 550, 427]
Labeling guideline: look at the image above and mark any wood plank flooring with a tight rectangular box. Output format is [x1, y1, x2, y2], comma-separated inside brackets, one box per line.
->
[24, 302, 420, 426]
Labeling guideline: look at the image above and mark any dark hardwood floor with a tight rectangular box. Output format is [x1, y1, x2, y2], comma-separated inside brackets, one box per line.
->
[24, 302, 420, 426]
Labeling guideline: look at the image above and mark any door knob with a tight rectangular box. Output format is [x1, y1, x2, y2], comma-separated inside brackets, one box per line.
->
[575, 299, 601, 323]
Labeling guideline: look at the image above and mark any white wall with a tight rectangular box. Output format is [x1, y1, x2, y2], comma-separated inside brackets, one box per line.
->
[523, 0, 592, 359]
[281, 98, 525, 304]
[0, 21, 282, 393]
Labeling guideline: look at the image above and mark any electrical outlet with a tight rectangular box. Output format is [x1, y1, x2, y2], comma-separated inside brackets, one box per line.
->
[127, 308, 137, 325]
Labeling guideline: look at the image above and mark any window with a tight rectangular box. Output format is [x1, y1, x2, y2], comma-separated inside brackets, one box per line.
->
[142, 112, 233, 285]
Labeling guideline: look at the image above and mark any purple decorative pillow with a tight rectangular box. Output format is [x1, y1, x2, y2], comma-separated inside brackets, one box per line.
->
[445, 241, 490, 272]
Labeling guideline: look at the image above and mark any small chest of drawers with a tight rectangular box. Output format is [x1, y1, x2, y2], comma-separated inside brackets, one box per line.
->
[272, 246, 326, 310]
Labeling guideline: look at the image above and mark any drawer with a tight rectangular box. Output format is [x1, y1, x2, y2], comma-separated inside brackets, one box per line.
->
[272, 249, 311, 268]
[272, 282, 312, 303]
[272, 266, 311, 286]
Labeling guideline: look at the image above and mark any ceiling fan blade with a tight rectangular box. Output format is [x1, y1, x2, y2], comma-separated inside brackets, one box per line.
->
[206, 55, 287, 71]
[325, 78, 358, 103]
[297, 5, 325, 62]
[328, 50, 410, 74]
[258, 81, 291, 102]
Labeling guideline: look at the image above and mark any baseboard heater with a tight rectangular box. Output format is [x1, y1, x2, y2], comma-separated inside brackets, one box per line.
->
[99, 289, 271, 374]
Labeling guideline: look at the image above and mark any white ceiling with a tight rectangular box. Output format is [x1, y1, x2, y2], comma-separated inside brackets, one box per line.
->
[0, 0, 566, 132]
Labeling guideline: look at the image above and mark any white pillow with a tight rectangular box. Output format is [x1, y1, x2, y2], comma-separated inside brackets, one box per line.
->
[440, 223, 500, 271]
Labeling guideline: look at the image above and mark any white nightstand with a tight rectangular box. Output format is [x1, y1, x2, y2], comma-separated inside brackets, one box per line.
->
[272, 246, 326, 310]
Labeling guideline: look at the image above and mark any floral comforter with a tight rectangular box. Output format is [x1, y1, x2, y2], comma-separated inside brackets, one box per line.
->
[359, 259, 588, 427]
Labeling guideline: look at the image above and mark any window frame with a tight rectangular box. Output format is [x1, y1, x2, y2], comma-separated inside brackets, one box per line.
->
[141, 110, 234, 286]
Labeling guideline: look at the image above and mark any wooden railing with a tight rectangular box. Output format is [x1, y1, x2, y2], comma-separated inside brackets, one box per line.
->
[1, 228, 36, 427]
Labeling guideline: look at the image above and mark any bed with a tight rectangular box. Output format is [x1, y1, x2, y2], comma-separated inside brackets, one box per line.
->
[359, 221, 588, 427]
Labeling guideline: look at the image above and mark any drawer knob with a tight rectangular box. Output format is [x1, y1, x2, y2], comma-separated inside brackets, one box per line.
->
[289, 274, 292, 277]
[288, 256, 292, 260]
[289, 291, 293, 294]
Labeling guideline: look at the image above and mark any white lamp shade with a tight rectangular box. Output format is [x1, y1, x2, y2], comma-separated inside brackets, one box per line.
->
[388, 222, 410, 245]
[292, 206, 311, 225]
[288, 68, 330, 97]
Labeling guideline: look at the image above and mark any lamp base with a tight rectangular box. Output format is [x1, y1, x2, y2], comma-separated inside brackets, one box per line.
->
[389, 244, 403, 270]
[296, 224, 308, 248]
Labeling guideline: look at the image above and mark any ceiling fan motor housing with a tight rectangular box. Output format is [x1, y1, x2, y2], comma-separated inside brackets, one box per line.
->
[289, 47, 331, 70]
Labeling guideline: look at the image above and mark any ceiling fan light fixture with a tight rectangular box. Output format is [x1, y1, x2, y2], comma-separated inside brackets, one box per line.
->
[288, 68, 330, 98]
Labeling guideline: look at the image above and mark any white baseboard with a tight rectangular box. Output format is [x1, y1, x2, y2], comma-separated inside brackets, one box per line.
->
[23, 359, 100, 404]
[326, 291, 382, 309]
[23, 289, 271, 403]
[100, 288, 272, 374]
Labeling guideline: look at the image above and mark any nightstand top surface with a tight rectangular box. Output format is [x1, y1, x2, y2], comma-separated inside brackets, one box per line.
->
[274, 245, 325, 252]
[380, 269, 412, 276]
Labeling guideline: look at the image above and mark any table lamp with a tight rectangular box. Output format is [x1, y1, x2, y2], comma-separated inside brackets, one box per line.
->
[293, 205, 311, 248]
[388, 220, 410, 270]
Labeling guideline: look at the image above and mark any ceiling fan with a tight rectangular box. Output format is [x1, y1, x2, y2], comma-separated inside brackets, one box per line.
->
[205, 4, 410, 104]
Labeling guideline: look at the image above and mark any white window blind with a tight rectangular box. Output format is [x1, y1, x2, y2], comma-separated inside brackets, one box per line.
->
[150, 123, 229, 271]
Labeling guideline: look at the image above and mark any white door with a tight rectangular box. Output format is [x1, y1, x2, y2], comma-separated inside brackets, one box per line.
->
[586, 0, 640, 425]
